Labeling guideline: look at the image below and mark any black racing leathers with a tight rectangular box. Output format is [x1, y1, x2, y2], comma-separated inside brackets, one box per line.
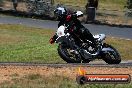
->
[72, 18, 97, 48]
[50, 14, 97, 48]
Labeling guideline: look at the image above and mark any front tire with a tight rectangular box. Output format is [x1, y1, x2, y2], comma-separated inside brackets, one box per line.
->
[58, 44, 81, 63]
[102, 44, 121, 64]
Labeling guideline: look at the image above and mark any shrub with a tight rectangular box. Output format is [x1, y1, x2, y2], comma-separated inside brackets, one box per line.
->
[0, 0, 3, 6]
[126, 0, 132, 17]
[126, 0, 132, 9]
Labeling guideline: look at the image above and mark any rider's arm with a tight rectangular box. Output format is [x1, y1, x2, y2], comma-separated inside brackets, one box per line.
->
[49, 33, 58, 44]
[58, 21, 65, 27]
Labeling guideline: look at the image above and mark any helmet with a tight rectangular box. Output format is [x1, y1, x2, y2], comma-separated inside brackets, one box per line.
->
[76, 11, 83, 17]
[54, 7, 67, 17]
[54, 7, 67, 19]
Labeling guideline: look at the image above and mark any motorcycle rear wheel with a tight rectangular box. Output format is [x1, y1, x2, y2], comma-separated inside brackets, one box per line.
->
[102, 44, 121, 64]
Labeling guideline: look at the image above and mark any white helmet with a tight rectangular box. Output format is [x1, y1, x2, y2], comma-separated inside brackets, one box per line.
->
[76, 11, 83, 17]
[54, 7, 67, 15]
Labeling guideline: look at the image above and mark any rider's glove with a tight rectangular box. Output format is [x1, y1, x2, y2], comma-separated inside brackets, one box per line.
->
[49, 38, 55, 44]
[49, 34, 58, 44]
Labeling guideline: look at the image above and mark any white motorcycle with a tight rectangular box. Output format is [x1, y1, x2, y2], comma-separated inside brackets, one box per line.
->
[54, 25, 121, 64]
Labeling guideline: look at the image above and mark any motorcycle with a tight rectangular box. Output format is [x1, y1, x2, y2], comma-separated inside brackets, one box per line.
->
[54, 25, 121, 64]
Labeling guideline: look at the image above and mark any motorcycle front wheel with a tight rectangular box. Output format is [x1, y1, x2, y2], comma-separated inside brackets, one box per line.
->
[57, 44, 82, 63]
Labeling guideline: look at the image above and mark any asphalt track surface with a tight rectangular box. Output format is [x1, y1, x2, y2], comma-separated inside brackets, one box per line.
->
[0, 15, 132, 39]
[0, 15, 132, 67]
[0, 61, 132, 67]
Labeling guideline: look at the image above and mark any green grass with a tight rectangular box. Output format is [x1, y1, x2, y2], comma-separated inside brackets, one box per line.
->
[0, 24, 63, 63]
[99, 0, 127, 11]
[0, 24, 131, 63]
[105, 37, 132, 60]
[54, 0, 130, 25]
[54, 0, 127, 11]
[0, 74, 132, 88]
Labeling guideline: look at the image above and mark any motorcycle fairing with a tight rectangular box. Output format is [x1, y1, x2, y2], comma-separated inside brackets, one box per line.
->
[101, 47, 114, 52]
[56, 25, 65, 37]
[93, 34, 106, 42]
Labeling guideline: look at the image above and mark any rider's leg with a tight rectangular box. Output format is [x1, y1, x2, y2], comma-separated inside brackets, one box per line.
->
[80, 28, 97, 48]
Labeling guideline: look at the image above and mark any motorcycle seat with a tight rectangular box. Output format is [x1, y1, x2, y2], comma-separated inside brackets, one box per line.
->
[93, 34, 106, 41]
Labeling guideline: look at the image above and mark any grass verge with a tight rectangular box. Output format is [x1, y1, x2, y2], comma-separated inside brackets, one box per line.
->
[55, 0, 127, 11]
[0, 73, 132, 88]
[0, 24, 63, 63]
[54, 0, 132, 25]
[0, 24, 131, 63]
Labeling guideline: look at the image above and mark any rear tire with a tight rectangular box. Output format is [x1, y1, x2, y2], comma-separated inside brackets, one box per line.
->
[102, 44, 121, 64]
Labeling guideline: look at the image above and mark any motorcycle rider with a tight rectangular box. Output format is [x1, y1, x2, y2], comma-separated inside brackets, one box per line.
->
[50, 7, 98, 53]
